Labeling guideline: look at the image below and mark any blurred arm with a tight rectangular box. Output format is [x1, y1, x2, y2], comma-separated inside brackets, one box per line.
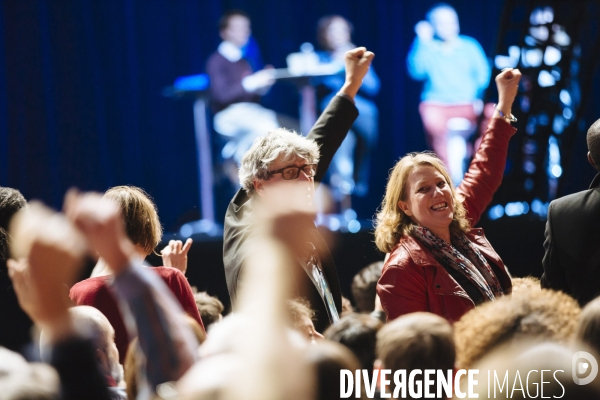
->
[111, 262, 200, 389]
[406, 38, 433, 81]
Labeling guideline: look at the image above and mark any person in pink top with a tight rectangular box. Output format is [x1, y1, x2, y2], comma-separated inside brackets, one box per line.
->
[70, 186, 204, 363]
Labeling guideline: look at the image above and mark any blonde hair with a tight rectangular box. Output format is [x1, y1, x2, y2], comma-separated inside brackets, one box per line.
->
[454, 289, 581, 368]
[374, 152, 469, 253]
[104, 186, 162, 256]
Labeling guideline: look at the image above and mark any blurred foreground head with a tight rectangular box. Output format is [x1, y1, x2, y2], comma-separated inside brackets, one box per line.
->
[351, 261, 383, 312]
[325, 313, 382, 371]
[376, 312, 454, 399]
[576, 296, 600, 356]
[304, 340, 361, 400]
[377, 311, 455, 369]
[0, 347, 59, 400]
[67, 306, 122, 386]
[194, 291, 225, 330]
[288, 297, 323, 342]
[454, 288, 580, 368]
[471, 341, 600, 399]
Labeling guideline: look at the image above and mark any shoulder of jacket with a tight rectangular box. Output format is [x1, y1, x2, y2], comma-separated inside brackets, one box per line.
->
[384, 243, 420, 271]
[550, 190, 592, 213]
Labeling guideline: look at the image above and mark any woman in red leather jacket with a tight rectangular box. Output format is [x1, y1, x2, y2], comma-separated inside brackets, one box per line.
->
[375, 69, 521, 323]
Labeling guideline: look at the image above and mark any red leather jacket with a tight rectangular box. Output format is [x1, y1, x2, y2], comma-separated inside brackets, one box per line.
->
[377, 118, 516, 323]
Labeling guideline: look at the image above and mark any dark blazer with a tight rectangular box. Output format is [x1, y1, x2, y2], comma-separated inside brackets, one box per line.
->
[541, 173, 600, 306]
[223, 94, 358, 332]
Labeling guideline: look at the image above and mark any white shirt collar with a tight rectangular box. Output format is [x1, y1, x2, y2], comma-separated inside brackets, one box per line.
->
[218, 41, 243, 62]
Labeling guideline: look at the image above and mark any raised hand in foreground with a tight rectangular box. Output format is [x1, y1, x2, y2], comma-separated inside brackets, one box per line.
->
[8, 202, 87, 342]
[63, 190, 136, 276]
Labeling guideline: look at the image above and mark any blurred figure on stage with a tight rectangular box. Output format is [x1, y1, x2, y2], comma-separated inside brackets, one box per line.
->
[316, 15, 380, 200]
[207, 10, 281, 165]
[407, 3, 490, 184]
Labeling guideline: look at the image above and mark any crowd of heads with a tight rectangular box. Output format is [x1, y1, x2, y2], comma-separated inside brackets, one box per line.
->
[3, 130, 600, 399]
[2, 177, 600, 398]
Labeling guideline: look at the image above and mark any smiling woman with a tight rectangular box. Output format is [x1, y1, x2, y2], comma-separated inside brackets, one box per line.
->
[374, 68, 522, 323]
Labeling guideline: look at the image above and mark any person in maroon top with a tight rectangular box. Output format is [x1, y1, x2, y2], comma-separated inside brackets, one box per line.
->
[70, 186, 204, 363]
[374, 69, 521, 323]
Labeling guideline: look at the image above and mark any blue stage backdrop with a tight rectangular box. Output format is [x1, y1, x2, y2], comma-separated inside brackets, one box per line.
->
[1, 0, 595, 231]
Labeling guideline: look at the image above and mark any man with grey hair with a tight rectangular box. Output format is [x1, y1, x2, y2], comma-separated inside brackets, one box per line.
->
[542, 118, 600, 306]
[223, 47, 374, 332]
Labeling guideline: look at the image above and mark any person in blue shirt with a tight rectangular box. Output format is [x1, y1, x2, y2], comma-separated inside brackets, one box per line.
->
[316, 15, 380, 198]
[407, 3, 490, 184]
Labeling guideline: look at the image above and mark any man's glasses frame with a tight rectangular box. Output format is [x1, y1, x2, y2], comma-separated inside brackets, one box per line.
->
[267, 164, 317, 180]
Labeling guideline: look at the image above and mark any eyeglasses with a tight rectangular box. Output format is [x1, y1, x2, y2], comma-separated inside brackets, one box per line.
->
[267, 164, 317, 180]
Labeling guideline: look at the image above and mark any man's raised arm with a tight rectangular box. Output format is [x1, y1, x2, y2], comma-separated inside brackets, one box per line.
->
[310, 47, 375, 183]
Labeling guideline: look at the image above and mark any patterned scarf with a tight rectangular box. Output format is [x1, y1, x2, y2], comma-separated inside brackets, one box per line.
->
[412, 226, 504, 301]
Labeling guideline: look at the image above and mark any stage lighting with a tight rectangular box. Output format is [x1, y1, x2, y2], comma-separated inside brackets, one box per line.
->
[531, 199, 549, 217]
[522, 48, 543, 67]
[347, 220, 361, 234]
[488, 204, 505, 220]
[474, 2, 596, 222]
[525, 179, 534, 191]
[522, 139, 538, 155]
[495, 45, 522, 69]
[547, 136, 562, 180]
[559, 89, 571, 106]
[180, 224, 193, 239]
[329, 217, 341, 232]
[529, 6, 554, 25]
[553, 29, 571, 46]
[505, 201, 530, 217]
[538, 70, 556, 87]
[530, 26, 549, 42]
[524, 159, 536, 174]
[544, 46, 561, 65]
[553, 115, 565, 134]
[343, 209, 358, 222]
